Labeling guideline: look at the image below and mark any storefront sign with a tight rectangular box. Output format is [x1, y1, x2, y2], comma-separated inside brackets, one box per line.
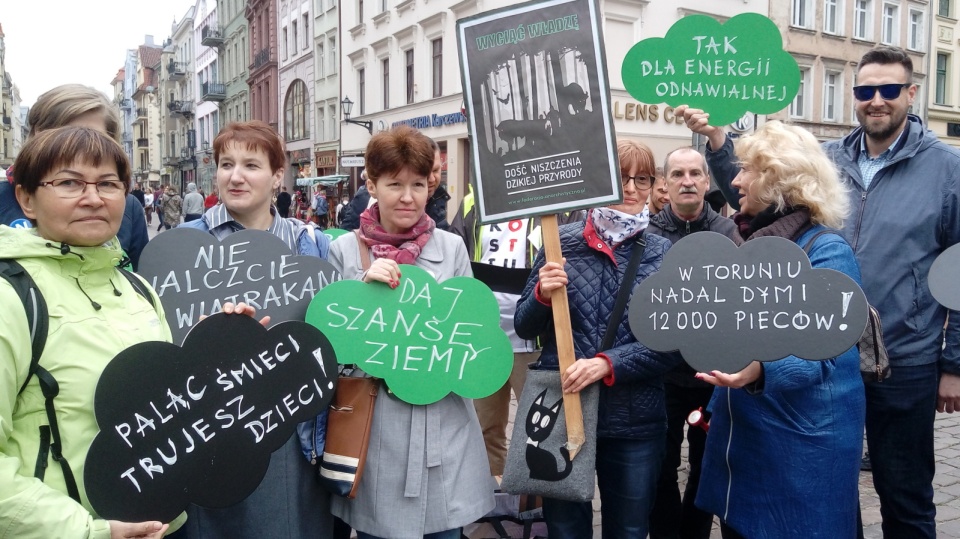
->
[391, 111, 468, 130]
[315, 151, 337, 168]
[340, 156, 365, 168]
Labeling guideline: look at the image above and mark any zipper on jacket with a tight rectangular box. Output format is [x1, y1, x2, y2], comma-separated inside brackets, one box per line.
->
[852, 191, 868, 251]
[723, 388, 734, 522]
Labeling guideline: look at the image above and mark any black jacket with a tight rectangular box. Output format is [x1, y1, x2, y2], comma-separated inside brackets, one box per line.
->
[646, 203, 739, 387]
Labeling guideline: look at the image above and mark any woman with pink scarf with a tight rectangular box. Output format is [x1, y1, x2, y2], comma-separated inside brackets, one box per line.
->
[327, 126, 493, 539]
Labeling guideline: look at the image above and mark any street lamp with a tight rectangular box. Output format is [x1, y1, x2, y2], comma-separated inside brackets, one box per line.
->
[341, 96, 373, 134]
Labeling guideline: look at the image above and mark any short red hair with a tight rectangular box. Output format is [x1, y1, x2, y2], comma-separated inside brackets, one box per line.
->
[214, 121, 286, 173]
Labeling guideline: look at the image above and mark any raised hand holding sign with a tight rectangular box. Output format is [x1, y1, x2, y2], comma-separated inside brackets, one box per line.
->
[306, 264, 513, 405]
[622, 13, 800, 127]
[84, 314, 338, 523]
[628, 232, 869, 374]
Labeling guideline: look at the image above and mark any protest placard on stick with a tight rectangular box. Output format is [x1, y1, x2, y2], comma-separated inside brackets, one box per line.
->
[458, 0, 619, 456]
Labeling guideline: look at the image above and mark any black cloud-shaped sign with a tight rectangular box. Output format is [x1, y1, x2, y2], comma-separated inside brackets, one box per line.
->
[138, 228, 341, 344]
[83, 314, 338, 523]
[628, 232, 869, 373]
[930, 243, 960, 310]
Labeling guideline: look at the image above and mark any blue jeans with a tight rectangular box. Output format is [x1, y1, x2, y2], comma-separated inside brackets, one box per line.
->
[542, 436, 664, 539]
[357, 530, 460, 539]
[864, 363, 938, 538]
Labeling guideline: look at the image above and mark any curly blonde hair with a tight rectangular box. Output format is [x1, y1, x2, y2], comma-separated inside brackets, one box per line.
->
[735, 121, 848, 228]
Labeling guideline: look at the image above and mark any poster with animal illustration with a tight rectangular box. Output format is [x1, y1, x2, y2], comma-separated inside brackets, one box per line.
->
[456, 0, 621, 223]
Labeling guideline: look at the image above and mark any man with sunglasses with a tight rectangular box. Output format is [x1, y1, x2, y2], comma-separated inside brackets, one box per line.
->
[678, 46, 960, 539]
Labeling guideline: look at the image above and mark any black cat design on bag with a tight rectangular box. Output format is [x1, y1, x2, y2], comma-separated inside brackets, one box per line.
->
[525, 389, 572, 481]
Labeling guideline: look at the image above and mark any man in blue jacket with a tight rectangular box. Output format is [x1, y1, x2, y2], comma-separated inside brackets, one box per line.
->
[678, 46, 960, 539]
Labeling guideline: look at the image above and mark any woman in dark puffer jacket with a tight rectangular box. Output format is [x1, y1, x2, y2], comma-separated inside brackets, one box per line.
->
[514, 140, 679, 539]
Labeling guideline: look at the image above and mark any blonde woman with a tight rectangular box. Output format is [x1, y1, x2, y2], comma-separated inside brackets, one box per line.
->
[694, 121, 865, 539]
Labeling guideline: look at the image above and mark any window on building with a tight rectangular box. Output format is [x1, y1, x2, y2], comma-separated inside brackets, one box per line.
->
[317, 106, 325, 142]
[824, 0, 843, 34]
[328, 104, 337, 140]
[432, 39, 442, 98]
[940, 0, 951, 17]
[284, 80, 310, 141]
[329, 37, 337, 74]
[282, 27, 289, 60]
[854, 0, 873, 39]
[881, 3, 899, 45]
[937, 53, 949, 104]
[823, 70, 841, 122]
[303, 14, 310, 49]
[793, 0, 813, 27]
[317, 44, 325, 77]
[908, 9, 924, 50]
[382, 58, 390, 109]
[790, 68, 811, 119]
[405, 49, 415, 104]
[292, 21, 299, 56]
[359, 0, 364, 22]
[359, 68, 366, 114]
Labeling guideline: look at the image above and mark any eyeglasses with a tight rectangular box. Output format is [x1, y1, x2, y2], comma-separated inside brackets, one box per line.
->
[853, 83, 911, 102]
[621, 174, 654, 189]
[38, 178, 126, 199]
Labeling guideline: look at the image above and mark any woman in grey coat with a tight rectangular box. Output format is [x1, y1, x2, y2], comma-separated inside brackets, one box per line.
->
[328, 125, 494, 539]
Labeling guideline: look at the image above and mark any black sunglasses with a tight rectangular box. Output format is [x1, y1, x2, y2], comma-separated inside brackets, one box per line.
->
[852, 83, 910, 102]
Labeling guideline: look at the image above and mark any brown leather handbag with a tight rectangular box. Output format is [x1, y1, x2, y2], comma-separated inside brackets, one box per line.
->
[317, 232, 380, 498]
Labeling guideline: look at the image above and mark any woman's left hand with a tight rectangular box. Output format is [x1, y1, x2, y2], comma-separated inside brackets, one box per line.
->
[562, 357, 611, 394]
[696, 361, 763, 388]
[199, 302, 271, 327]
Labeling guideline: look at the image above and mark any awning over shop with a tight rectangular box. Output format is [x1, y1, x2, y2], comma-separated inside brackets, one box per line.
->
[295, 174, 349, 187]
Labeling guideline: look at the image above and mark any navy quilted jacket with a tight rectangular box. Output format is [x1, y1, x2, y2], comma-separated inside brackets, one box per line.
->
[514, 222, 681, 439]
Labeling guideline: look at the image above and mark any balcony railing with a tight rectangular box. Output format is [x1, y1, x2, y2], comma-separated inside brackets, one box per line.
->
[168, 100, 194, 118]
[163, 156, 180, 167]
[201, 81, 227, 102]
[250, 47, 271, 71]
[136, 138, 149, 148]
[168, 60, 187, 81]
[136, 107, 147, 118]
[201, 25, 224, 47]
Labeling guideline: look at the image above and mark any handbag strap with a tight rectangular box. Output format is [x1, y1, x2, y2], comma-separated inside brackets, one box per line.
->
[600, 235, 647, 351]
[354, 230, 371, 271]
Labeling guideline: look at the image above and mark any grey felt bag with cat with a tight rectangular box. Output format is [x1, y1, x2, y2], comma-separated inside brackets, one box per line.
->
[501, 368, 599, 502]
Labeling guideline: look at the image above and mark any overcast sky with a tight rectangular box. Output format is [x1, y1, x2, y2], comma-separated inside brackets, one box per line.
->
[3, 0, 199, 107]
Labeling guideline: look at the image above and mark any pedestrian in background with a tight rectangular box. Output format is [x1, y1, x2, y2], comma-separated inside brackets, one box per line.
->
[161, 186, 182, 230]
[181, 182, 204, 223]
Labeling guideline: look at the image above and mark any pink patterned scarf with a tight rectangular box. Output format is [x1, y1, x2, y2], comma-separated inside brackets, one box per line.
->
[359, 203, 435, 264]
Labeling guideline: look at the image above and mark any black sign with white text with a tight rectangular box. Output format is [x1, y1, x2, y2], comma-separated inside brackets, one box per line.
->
[83, 315, 338, 523]
[138, 228, 340, 344]
[628, 232, 869, 373]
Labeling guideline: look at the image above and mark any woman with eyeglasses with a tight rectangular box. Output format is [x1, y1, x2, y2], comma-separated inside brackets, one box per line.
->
[514, 139, 679, 538]
[0, 126, 179, 538]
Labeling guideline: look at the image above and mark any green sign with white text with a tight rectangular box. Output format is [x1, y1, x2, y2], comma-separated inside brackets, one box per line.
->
[622, 13, 800, 126]
[306, 265, 513, 405]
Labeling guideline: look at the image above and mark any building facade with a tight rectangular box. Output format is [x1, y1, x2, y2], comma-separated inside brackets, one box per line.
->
[247, 0, 280, 130]
[338, 0, 767, 214]
[218, 0, 250, 124]
[766, 0, 929, 142]
[131, 41, 165, 189]
[928, 0, 960, 148]
[279, 0, 315, 187]
[196, 0, 222, 195]
[162, 8, 198, 193]
[313, 0, 340, 186]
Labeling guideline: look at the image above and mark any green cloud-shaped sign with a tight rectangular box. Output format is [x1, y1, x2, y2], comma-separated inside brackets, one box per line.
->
[622, 13, 800, 126]
[306, 264, 513, 405]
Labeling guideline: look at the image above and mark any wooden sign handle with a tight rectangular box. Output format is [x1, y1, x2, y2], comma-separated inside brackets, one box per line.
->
[540, 215, 585, 459]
